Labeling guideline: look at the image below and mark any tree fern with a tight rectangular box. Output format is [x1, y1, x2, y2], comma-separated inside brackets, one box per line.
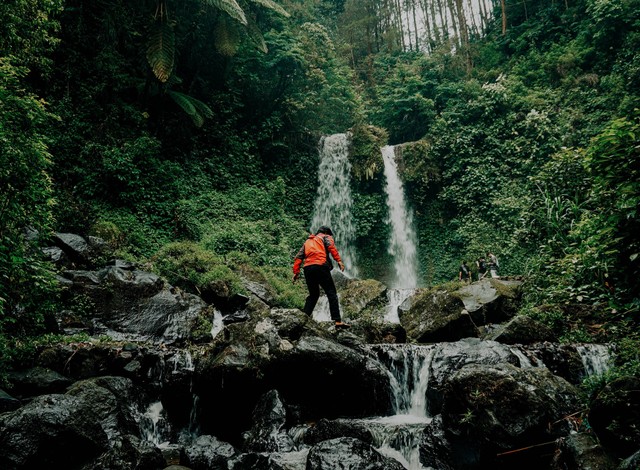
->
[248, 0, 290, 17]
[202, 0, 247, 25]
[168, 90, 214, 127]
[147, 18, 175, 83]
[214, 18, 241, 56]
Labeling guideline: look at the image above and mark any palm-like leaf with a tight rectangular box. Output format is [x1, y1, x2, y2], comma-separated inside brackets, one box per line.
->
[203, 0, 247, 25]
[249, 0, 290, 17]
[214, 18, 242, 56]
[147, 19, 175, 83]
[245, 15, 268, 53]
[168, 90, 214, 127]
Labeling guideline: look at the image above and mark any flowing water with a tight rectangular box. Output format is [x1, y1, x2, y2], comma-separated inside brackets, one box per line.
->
[576, 343, 613, 377]
[381, 145, 419, 289]
[311, 134, 358, 278]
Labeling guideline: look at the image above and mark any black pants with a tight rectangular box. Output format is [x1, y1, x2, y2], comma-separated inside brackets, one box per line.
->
[303, 264, 341, 322]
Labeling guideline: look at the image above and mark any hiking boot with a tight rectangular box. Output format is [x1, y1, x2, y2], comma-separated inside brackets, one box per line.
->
[335, 321, 350, 329]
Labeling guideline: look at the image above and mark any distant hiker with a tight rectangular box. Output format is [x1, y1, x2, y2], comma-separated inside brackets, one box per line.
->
[487, 252, 500, 278]
[293, 226, 349, 328]
[459, 261, 472, 283]
[476, 257, 487, 280]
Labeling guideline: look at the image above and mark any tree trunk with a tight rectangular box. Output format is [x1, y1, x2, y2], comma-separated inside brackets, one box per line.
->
[501, 0, 507, 35]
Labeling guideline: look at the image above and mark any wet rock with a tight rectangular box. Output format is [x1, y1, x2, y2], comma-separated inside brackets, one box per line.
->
[0, 393, 109, 468]
[457, 278, 523, 323]
[7, 366, 73, 399]
[53, 232, 107, 268]
[228, 450, 309, 470]
[419, 415, 455, 470]
[523, 342, 589, 384]
[0, 388, 21, 413]
[84, 434, 165, 470]
[182, 435, 236, 470]
[618, 448, 640, 470]
[441, 362, 581, 467]
[484, 315, 558, 344]
[242, 390, 294, 452]
[339, 278, 388, 319]
[399, 288, 477, 342]
[556, 432, 618, 470]
[306, 437, 406, 470]
[427, 338, 520, 414]
[589, 376, 640, 458]
[304, 418, 376, 446]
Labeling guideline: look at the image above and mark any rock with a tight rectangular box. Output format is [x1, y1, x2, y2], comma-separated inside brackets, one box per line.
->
[7, 366, 73, 399]
[485, 315, 558, 344]
[306, 437, 406, 470]
[228, 450, 309, 470]
[53, 232, 107, 267]
[441, 362, 581, 467]
[338, 278, 388, 320]
[399, 288, 477, 342]
[0, 393, 109, 468]
[522, 342, 590, 384]
[618, 448, 640, 470]
[0, 388, 21, 413]
[242, 390, 294, 452]
[182, 435, 236, 470]
[304, 418, 376, 446]
[589, 376, 640, 458]
[426, 338, 520, 414]
[557, 432, 618, 470]
[456, 278, 523, 323]
[84, 434, 165, 470]
[418, 415, 455, 470]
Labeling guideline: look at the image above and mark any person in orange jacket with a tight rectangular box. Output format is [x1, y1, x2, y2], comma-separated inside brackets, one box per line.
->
[293, 226, 349, 328]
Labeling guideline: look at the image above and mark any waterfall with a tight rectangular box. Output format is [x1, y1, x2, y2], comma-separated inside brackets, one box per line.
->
[140, 401, 171, 448]
[385, 288, 416, 323]
[576, 344, 612, 377]
[365, 344, 435, 469]
[210, 309, 224, 340]
[381, 145, 419, 289]
[311, 133, 358, 277]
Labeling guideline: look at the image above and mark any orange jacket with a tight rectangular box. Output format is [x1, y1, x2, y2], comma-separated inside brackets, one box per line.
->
[293, 233, 342, 275]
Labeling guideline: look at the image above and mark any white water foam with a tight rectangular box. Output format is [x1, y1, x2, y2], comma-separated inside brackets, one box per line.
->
[381, 145, 419, 289]
[311, 133, 359, 278]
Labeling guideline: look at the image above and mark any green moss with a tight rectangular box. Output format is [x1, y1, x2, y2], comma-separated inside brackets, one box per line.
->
[348, 124, 387, 180]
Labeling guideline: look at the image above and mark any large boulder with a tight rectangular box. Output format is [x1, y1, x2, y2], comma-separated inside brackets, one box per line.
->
[399, 288, 477, 343]
[192, 310, 393, 445]
[51, 232, 107, 268]
[6, 366, 72, 399]
[59, 266, 210, 344]
[242, 389, 294, 452]
[589, 376, 640, 458]
[556, 432, 618, 470]
[456, 278, 523, 323]
[441, 362, 581, 468]
[0, 393, 109, 468]
[306, 437, 406, 470]
[426, 338, 521, 414]
[338, 278, 388, 320]
[484, 315, 558, 344]
[182, 434, 237, 470]
[227, 450, 309, 470]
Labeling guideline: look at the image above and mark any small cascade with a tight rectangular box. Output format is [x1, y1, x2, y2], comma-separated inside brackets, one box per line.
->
[311, 133, 358, 277]
[576, 343, 612, 377]
[140, 401, 172, 448]
[385, 288, 416, 323]
[169, 350, 194, 373]
[210, 309, 224, 340]
[311, 296, 332, 322]
[365, 344, 436, 469]
[381, 145, 419, 289]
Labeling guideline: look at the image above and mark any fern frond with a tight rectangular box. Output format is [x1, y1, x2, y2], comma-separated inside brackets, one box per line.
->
[168, 90, 213, 127]
[249, 0, 290, 17]
[147, 19, 175, 83]
[202, 0, 247, 25]
[245, 15, 268, 53]
[214, 18, 241, 56]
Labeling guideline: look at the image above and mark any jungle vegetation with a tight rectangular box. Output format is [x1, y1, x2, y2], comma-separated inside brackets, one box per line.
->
[1, 0, 639, 388]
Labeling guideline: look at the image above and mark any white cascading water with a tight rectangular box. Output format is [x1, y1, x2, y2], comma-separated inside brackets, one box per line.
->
[381, 145, 419, 289]
[365, 344, 435, 469]
[576, 344, 612, 377]
[311, 134, 358, 278]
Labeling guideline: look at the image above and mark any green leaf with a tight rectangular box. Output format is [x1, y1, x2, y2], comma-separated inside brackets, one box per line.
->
[146, 19, 175, 83]
[202, 0, 247, 25]
[168, 91, 213, 127]
[249, 0, 290, 17]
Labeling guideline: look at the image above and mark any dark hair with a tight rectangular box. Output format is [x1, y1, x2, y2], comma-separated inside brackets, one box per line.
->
[316, 226, 334, 236]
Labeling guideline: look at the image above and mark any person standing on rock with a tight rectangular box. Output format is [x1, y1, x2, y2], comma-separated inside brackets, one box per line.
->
[487, 252, 500, 278]
[459, 260, 472, 283]
[292, 226, 349, 328]
[476, 256, 487, 280]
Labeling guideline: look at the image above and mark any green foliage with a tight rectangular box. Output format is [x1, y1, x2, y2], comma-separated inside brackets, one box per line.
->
[348, 124, 386, 180]
[151, 241, 245, 297]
